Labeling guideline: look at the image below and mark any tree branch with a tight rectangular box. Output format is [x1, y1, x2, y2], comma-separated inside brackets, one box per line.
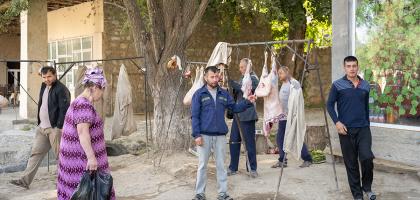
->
[185, 0, 210, 40]
[104, 1, 126, 11]
[147, 0, 165, 63]
[122, 0, 157, 77]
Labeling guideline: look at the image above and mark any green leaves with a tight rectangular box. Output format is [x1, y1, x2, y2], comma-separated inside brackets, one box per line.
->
[395, 95, 404, 107]
[357, 0, 419, 118]
[404, 15, 416, 24]
[409, 107, 417, 115]
[370, 90, 379, 100]
[0, 0, 29, 33]
[410, 79, 418, 87]
[414, 86, 420, 98]
[412, 99, 419, 108]
[399, 107, 406, 115]
[401, 87, 409, 96]
[383, 86, 392, 95]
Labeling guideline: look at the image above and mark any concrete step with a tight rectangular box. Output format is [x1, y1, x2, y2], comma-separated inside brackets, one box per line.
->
[324, 146, 420, 179]
[0, 129, 56, 173]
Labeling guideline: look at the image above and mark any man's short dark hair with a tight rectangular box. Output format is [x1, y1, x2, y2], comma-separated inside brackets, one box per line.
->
[204, 66, 220, 74]
[40, 66, 57, 75]
[343, 56, 358, 65]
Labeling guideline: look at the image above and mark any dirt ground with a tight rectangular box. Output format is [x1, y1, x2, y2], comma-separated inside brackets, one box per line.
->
[1, 152, 420, 200]
[1, 109, 419, 199]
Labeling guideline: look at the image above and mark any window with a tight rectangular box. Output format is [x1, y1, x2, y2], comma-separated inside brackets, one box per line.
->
[48, 36, 93, 94]
[355, 0, 419, 127]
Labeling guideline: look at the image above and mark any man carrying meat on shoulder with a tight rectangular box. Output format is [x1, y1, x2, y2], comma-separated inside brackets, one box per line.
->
[227, 58, 259, 178]
[191, 65, 256, 200]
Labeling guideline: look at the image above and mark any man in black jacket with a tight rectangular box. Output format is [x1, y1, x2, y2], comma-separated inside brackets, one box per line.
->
[10, 67, 70, 189]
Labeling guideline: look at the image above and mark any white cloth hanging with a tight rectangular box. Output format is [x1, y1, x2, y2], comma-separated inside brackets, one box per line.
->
[183, 67, 205, 105]
[206, 42, 232, 67]
[0, 95, 8, 108]
[283, 78, 306, 160]
[111, 64, 137, 140]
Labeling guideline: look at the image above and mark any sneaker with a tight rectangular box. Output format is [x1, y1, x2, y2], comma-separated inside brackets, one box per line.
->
[299, 161, 312, 168]
[365, 191, 376, 200]
[271, 161, 287, 168]
[9, 179, 29, 189]
[217, 193, 233, 200]
[250, 170, 258, 178]
[227, 168, 237, 176]
[193, 193, 206, 200]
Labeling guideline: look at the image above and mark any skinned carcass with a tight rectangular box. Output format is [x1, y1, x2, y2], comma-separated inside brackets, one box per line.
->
[261, 54, 285, 136]
[255, 51, 271, 97]
[241, 59, 253, 98]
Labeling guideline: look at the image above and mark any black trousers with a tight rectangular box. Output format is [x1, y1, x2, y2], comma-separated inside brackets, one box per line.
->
[338, 126, 375, 199]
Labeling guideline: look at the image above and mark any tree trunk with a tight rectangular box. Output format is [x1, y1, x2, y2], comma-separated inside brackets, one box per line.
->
[149, 57, 192, 150]
[279, 0, 307, 82]
[288, 22, 307, 82]
[123, 0, 209, 151]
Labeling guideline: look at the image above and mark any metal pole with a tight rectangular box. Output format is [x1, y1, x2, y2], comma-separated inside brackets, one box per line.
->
[274, 152, 287, 199]
[58, 63, 76, 81]
[7, 71, 38, 106]
[225, 67, 252, 176]
[54, 56, 144, 65]
[315, 60, 339, 191]
[143, 63, 149, 157]
[158, 68, 187, 166]
[227, 39, 312, 47]
[129, 59, 150, 157]
[299, 40, 312, 85]
[0, 60, 51, 63]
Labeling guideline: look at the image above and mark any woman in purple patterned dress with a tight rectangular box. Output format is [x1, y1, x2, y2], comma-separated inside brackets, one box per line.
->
[57, 67, 115, 200]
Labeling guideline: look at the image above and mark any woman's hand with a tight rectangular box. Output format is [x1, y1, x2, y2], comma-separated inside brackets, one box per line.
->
[86, 157, 98, 171]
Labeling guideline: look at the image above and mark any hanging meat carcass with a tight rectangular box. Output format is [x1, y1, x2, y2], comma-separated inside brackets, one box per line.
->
[261, 54, 285, 136]
[241, 59, 253, 98]
[183, 66, 205, 105]
[255, 51, 271, 97]
[167, 55, 182, 70]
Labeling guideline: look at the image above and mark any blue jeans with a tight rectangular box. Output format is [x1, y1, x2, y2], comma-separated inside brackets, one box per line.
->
[277, 120, 312, 162]
[195, 135, 228, 195]
[228, 119, 257, 172]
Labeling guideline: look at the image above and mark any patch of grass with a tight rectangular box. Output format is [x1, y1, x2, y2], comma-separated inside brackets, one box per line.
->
[20, 124, 34, 131]
[311, 149, 326, 164]
[268, 133, 277, 145]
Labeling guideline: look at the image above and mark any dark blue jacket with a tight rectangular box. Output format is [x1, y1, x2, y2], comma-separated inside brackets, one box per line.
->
[327, 75, 370, 128]
[191, 85, 253, 138]
[229, 72, 259, 121]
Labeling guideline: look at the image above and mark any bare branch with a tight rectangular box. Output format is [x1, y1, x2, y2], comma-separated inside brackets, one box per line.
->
[147, 0, 165, 63]
[122, 0, 157, 76]
[185, 0, 209, 40]
[104, 1, 126, 11]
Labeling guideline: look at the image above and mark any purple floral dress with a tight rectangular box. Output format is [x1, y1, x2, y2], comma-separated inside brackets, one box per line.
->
[57, 97, 115, 200]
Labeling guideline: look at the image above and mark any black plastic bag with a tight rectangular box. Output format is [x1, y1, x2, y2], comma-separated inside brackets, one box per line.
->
[226, 109, 234, 119]
[93, 171, 113, 200]
[71, 171, 113, 200]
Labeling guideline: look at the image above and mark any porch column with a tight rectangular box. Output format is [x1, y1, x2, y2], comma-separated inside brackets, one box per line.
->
[20, 0, 48, 119]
